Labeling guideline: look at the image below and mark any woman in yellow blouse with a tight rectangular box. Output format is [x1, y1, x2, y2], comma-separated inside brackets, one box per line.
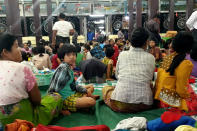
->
[155, 32, 194, 111]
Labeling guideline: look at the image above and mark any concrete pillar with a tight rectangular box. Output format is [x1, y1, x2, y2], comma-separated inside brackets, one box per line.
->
[186, 0, 194, 19]
[32, 0, 42, 45]
[128, 0, 134, 40]
[136, 0, 142, 27]
[47, 0, 53, 43]
[169, 0, 175, 30]
[5, 0, 23, 45]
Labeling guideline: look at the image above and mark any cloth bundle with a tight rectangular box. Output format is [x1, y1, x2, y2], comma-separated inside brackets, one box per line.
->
[113, 117, 147, 131]
[147, 111, 197, 131]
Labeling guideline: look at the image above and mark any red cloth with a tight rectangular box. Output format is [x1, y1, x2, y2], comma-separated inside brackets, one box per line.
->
[34, 124, 110, 131]
[189, 78, 196, 84]
[111, 45, 119, 67]
[52, 54, 59, 69]
[161, 111, 182, 124]
[159, 84, 197, 116]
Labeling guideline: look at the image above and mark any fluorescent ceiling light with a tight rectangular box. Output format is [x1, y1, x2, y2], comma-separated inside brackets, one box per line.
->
[94, 20, 105, 24]
[89, 15, 105, 17]
[125, 16, 129, 20]
[99, 27, 104, 29]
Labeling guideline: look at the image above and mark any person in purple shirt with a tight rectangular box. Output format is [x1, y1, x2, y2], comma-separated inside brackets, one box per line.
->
[186, 45, 197, 77]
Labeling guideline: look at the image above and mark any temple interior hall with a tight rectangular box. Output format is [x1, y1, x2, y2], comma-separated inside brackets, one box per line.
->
[0, 0, 197, 131]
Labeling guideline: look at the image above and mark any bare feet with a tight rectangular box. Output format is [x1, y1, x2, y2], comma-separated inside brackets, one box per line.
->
[61, 110, 71, 116]
[91, 95, 100, 100]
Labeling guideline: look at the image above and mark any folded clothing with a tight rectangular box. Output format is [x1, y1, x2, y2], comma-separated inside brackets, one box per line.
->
[113, 117, 147, 131]
[147, 111, 196, 131]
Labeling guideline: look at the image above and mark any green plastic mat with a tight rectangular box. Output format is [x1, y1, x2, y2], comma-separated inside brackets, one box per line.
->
[39, 84, 165, 129]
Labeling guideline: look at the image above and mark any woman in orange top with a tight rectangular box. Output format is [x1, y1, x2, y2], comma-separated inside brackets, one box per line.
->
[155, 32, 194, 111]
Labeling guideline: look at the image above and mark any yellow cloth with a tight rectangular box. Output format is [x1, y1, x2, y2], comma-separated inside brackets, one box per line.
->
[102, 57, 113, 79]
[63, 92, 84, 112]
[160, 52, 177, 70]
[175, 125, 197, 131]
[155, 60, 193, 111]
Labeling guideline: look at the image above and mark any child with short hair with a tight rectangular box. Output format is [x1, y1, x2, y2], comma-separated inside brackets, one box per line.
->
[83, 44, 92, 60]
[102, 47, 115, 79]
[148, 37, 162, 62]
[48, 44, 98, 113]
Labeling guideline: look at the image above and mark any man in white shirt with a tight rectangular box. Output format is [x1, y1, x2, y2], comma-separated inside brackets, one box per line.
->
[52, 13, 73, 49]
[102, 27, 155, 113]
[186, 11, 197, 43]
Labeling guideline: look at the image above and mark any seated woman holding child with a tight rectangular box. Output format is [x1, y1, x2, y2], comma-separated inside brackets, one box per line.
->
[155, 32, 196, 112]
[102, 28, 155, 113]
[0, 33, 62, 127]
[48, 44, 98, 114]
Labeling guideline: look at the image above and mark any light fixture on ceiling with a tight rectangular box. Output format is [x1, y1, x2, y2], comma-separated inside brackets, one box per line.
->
[124, 16, 129, 21]
[94, 20, 105, 24]
[98, 26, 104, 29]
[89, 15, 105, 17]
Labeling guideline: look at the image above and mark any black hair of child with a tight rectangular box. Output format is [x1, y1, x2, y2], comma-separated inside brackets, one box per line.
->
[21, 51, 28, 61]
[105, 47, 115, 58]
[57, 44, 76, 61]
[37, 45, 45, 57]
[84, 44, 91, 51]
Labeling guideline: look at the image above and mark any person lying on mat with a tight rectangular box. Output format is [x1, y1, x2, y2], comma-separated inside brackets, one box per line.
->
[48, 44, 99, 114]
[0, 33, 63, 127]
[155, 32, 195, 112]
[102, 27, 155, 113]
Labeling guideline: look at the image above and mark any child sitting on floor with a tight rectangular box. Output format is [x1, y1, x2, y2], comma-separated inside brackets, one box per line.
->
[48, 44, 98, 114]
[102, 47, 115, 80]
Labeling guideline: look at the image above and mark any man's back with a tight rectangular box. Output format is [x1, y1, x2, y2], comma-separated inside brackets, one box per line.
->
[53, 21, 73, 37]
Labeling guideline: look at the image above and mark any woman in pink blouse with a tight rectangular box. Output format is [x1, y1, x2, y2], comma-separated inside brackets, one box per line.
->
[0, 33, 62, 128]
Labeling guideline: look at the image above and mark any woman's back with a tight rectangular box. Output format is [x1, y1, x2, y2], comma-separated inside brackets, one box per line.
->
[32, 54, 51, 70]
[0, 61, 36, 106]
[155, 60, 193, 110]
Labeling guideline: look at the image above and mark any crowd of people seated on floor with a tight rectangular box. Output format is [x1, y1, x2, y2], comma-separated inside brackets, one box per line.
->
[0, 25, 197, 129]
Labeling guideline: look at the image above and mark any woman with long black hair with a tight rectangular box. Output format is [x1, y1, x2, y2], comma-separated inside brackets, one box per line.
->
[155, 31, 194, 111]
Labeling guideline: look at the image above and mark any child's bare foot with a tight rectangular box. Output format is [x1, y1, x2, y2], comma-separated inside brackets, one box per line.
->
[61, 110, 71, 116]
[91, 95, 100, 100]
